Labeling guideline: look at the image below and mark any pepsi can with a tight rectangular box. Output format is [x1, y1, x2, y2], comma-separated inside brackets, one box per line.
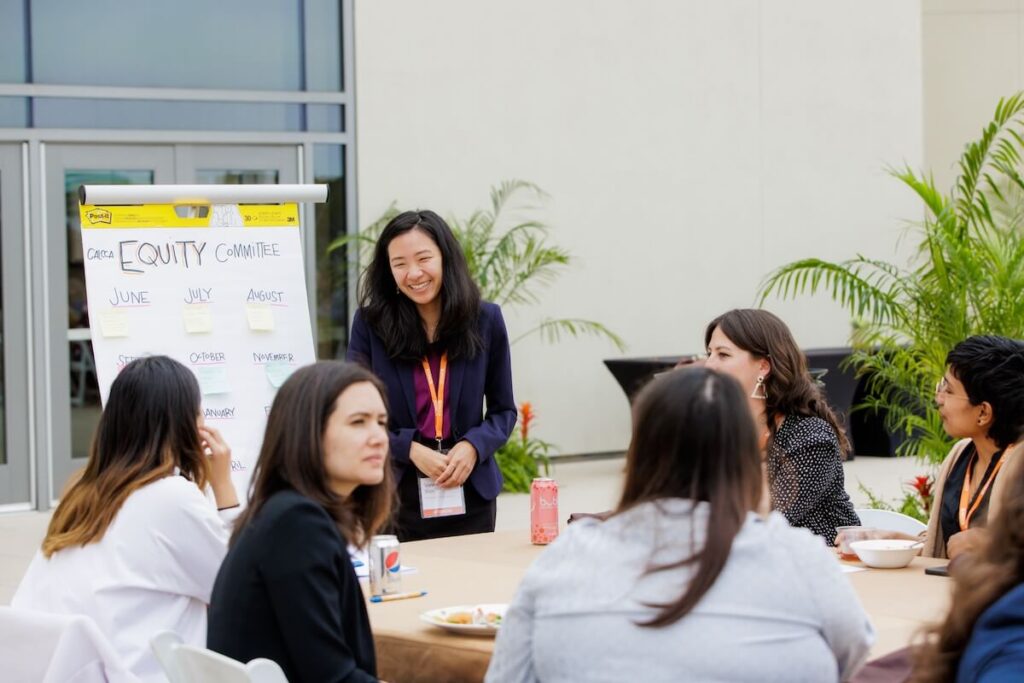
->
[368, 534, 402, 596]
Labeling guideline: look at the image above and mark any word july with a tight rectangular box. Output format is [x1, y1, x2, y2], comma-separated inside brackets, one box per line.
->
[118, 240, 282, 273]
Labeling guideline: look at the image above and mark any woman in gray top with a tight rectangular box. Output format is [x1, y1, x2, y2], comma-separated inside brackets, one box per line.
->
[487, 367, 874, 683]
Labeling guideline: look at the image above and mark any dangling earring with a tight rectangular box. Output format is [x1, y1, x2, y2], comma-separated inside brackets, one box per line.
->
[751, 375, 768, 400]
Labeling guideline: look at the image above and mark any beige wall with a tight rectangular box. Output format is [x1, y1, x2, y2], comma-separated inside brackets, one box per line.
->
[354, 1, 923, 455]
[924, 0, 1024, 191]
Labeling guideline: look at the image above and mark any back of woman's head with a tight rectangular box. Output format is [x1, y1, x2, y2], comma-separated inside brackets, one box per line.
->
[946, 335, 1024, 449]
[618, 367, 762, 628]
[43, 355, 205, 556]
[235, 361, 394, 547]
[704, 308, 850, 454]
[358, 209, 482, 361]
[912, 457, 1024, 682]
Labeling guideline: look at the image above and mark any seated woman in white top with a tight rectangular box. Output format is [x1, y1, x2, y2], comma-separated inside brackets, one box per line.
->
[13, 355, 239, 681]
[487, 367, 875, 683]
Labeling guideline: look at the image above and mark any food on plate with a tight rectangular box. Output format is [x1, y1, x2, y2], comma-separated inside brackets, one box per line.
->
[444, 612, 473, 624]
[441, 607, 503, 627]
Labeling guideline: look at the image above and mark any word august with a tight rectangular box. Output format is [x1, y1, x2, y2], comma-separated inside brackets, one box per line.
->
[107, 240, 283, 273]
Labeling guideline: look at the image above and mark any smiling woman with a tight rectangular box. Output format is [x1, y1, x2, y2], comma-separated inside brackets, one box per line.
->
[837, 335, 1024, 561]
[347, 210, 517, 542]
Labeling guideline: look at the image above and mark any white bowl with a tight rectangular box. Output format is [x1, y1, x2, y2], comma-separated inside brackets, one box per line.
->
[849, 539, 921, 569]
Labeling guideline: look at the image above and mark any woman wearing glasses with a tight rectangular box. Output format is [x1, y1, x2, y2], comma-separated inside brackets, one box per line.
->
[838, 335, 1024, 560]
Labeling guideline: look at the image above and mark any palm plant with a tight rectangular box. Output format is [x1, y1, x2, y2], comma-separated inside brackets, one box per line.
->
[329, 179, 625, 350]
[759, 93, 1024, 464]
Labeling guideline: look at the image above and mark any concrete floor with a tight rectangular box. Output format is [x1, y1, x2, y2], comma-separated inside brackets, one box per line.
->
[0, 453, 929, 605]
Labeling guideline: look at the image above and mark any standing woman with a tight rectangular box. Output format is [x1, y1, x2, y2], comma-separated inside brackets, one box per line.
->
[703, 309, 859, 543]
[347, 210, 516, 541]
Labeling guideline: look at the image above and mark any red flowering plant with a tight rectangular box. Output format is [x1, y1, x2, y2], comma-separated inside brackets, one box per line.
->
[857, 472, 935, 523]
[495, 402, 555, 493]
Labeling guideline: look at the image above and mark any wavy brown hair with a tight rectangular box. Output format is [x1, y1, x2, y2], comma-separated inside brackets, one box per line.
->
[617, 367, 763, 627]
[911, 466, 1024, 682]
[704, 308, 851, 455]
[233, 361, 394, 548]
[43, 356, 208, 557]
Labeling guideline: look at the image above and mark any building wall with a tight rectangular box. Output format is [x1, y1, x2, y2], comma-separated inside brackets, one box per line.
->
[354, 1, 924, 454]
[923, 0, 1024, 191]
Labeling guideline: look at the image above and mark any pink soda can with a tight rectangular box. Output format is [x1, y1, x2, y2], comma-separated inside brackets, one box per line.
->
[530, 478, 559, 544]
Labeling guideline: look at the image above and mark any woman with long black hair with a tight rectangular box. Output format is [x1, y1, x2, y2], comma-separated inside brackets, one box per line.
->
[347, 210, 516, 541]
[13, 355, 238, 680]
[488, 367, 873, 681]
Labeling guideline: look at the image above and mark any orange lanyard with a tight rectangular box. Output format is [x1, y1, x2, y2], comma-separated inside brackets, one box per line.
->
[959, 449, 1006, 531]
[421, 352, 448, 449]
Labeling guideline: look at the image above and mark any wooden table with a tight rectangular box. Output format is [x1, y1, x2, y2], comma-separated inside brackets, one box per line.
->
[366, 531, 951, 683]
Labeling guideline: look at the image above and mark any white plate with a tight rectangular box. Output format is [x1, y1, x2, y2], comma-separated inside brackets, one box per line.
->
[420, 603, 508, 637]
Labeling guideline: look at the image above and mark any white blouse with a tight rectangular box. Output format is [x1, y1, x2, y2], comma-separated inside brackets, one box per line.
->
[13, 475, 234, 682]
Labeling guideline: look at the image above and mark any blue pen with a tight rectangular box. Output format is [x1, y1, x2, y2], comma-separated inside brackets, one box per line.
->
[370, 590, 427, 603]
[352, 559, 364, 567]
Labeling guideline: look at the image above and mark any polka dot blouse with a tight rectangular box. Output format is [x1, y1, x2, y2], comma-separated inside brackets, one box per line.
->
[767, 414, 860, 544]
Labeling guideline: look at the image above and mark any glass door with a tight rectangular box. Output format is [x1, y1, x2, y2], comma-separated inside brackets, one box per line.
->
[44, 144, 176, 501]
[43, 143, 300, 503]
[0, 145, 31, 508]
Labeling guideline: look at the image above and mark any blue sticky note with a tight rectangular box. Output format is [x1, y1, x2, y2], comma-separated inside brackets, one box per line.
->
[265, 360, 295, 388]
[196, 365, 230, 395]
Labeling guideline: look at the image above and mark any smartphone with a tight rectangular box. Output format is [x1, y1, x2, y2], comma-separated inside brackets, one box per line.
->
[924, 564, 949, 577]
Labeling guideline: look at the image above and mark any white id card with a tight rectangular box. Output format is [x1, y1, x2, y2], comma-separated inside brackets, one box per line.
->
[418, 477, 467, 519]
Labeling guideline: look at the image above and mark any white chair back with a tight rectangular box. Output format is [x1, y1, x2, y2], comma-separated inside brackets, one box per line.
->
[150, 631, 186, 683]
[0, 606, 137, 683]
[150, 632, 288, 683]
[855, 508, 927, 536]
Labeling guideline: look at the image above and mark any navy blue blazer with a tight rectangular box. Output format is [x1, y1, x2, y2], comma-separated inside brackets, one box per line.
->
[346, 301, 516, 500]
[958, 582, 1024, 682]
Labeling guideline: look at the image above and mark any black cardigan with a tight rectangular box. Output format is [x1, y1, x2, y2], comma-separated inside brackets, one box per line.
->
[207, 490, 377, 683]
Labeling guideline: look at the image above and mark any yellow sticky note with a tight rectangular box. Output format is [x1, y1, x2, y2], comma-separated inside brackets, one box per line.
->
[97, 309, 129, 338]
[183, 304, 213, 334]
[245, 304, 275, 331]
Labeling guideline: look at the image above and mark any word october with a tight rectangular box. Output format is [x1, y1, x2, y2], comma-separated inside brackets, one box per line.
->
[114, 239, 282, 273]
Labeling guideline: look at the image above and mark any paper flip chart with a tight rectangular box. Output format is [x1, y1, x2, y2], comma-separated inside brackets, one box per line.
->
[183, 304, 213, 333]
[196, 365, 231, 395]
[98, 309, 130, 338]
[246, 304, 275, 331]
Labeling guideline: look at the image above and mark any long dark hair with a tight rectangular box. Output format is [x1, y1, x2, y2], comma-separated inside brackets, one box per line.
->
[617, 367, 763, 628]
[358, 210, 482, 361]
[946, 335, 1024, 449]
[912, 458, 1024, 681]
[43, 356, 207, 557]
[704, 308, 851, 455]
[233, 361, 394, 547]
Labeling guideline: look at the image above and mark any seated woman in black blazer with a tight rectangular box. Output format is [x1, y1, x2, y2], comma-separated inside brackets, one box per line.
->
[207, 361, 394, 683]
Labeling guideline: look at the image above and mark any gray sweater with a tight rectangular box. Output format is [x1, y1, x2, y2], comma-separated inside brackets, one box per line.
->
[487, 500, 874, 683]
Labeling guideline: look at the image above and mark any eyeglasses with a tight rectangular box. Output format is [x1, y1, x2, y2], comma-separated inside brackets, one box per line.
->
[935, 378, 970, 402]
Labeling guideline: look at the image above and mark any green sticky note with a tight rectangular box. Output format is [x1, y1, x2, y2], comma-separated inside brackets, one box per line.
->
[265, 360, 295, 388]
[195, 365, 230, 395]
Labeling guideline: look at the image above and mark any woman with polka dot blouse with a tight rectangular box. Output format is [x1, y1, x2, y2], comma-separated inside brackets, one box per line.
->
[703, 309, 859, 543]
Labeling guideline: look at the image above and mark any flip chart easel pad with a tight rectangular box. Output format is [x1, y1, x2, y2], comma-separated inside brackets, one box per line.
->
[79, 203, 316, 500]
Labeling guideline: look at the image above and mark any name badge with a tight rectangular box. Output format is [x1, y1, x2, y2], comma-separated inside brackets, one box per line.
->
[418, 477, 467, 519]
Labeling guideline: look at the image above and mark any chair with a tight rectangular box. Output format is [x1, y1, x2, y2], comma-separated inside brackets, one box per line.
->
[855, 508, 927, 536]
[0, 606, 137, 682]
[150, 631, 288, 683]
[150, 631, 186, 683]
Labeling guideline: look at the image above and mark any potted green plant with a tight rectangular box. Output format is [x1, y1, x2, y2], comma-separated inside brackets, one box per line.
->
[759, 93, 1024, 466]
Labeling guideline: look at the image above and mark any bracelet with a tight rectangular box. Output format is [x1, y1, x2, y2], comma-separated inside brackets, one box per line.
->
[218, 503, 240, 511]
